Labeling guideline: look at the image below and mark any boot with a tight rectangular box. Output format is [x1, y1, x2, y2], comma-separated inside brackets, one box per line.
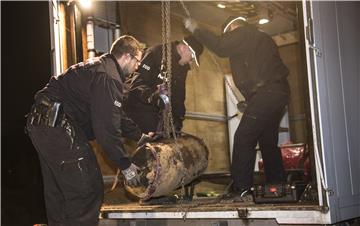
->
[222, 187, 254, 202]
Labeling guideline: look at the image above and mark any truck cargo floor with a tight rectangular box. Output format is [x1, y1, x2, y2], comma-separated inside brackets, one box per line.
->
[101, 181, 320, 218]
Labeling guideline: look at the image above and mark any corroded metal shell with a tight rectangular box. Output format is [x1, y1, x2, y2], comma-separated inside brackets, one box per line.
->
[125, 134, 209, 200]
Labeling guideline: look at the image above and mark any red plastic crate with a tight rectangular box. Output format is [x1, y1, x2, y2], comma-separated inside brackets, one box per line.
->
[258, 143, 306, 170]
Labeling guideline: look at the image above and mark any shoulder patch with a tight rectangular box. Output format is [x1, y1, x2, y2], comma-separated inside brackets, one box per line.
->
[114, 100, 122, 108]
[84, 58, 101, 69]
[142, 64, 150, 71]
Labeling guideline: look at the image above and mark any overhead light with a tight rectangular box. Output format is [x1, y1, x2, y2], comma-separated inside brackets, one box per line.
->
[79, 0, 92, 9]
[259, 18, 269, 25]
[258, 7, 271, 25]
[217, 3, 226, 9]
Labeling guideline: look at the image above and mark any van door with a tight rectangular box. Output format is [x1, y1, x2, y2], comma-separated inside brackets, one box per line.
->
[302, 1, 360, 223]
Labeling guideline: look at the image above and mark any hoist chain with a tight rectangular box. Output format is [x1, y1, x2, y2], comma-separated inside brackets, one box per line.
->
[160, 4, 189, 215]
[161, 1, 167, 71]
[160, 1, 178, 139]
[179, 0, 191, 18]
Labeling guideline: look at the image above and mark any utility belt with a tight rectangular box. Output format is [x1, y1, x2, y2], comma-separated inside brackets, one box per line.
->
[27, 95, 66, 128]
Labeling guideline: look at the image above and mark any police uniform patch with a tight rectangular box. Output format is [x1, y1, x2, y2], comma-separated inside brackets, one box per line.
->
[114, 100, 122, 108]
[142, 64, 150, 71]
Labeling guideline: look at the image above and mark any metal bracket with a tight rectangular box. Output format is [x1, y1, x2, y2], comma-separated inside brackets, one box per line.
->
[306, 17, 322, 57]
[309, 45, 323, 57]
[237, 208, 248, 218]
[321, 205, 330, 213]
[306, 17, 314, 45]
[325, 188, 334, 196]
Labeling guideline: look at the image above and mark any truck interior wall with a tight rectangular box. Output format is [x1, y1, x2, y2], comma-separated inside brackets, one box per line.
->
[93, 2, 315, 182]
[279, 44, 309, 144]
[95, 2, 232, 174]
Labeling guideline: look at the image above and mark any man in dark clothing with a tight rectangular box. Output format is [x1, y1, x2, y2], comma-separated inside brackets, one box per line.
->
[125, 36, 203, 134]
[26, 35, 149, 226]
[185, 17, 290, 199]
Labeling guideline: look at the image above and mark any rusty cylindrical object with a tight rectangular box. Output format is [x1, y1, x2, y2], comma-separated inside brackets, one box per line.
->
[125, 134, 209, 200]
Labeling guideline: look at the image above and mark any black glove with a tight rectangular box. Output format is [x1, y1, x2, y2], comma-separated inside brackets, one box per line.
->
[237, 101, 248, 113]
[137, 133, 154, 147]
[121, 163, 141, 187]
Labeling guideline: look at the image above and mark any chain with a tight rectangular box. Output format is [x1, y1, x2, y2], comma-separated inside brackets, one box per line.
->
[177, 177, 188, 220]
[160, 7, 188, 218]
[224, 77, 243, 106]
[161, 1, 166, 69]
[160, 1, 178, 139]
[165, 0, 173, 138]
[179, 0, 191, 18]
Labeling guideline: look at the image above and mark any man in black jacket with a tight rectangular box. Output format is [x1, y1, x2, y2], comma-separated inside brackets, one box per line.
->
[185, 17, 290, 200]
[125, 36, 203, 134]
[26, 35, 149, 225]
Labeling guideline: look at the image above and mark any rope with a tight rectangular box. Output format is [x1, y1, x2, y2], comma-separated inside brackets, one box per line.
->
[104, 168, 120, 194]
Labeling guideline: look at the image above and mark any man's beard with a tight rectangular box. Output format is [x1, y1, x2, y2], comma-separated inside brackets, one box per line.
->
[123, 65, 131, 76]
[123, 64, 135, 76]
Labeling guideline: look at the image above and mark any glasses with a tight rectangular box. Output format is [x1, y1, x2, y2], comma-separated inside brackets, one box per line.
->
[129, 53, 141, 64]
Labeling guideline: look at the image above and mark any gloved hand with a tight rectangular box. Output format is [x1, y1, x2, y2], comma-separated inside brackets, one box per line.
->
[184, 18, 198, 33]
[121, 163, 142, 187]
[158, 83, 169, 96]
[155, 84, 170, 110]
[157, 94, 169, 109]
[237, 101, 248, 113]
[137, 132, 155, 147]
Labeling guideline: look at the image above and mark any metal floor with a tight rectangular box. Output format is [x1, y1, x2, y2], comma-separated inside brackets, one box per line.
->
[101, 179, 319, 222]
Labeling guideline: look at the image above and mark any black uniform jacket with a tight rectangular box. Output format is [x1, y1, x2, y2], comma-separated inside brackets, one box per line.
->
[125, 42, 190, 131]
[193, 25, 289, 100]
[36, 54, 141, 170]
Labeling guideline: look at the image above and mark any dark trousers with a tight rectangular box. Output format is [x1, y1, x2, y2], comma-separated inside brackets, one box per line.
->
[231, 89, 289, 190]
[27, 116, 103, 226]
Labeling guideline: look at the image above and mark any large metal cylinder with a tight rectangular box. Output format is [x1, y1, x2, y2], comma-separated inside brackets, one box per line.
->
[125, 134, 209, 200]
